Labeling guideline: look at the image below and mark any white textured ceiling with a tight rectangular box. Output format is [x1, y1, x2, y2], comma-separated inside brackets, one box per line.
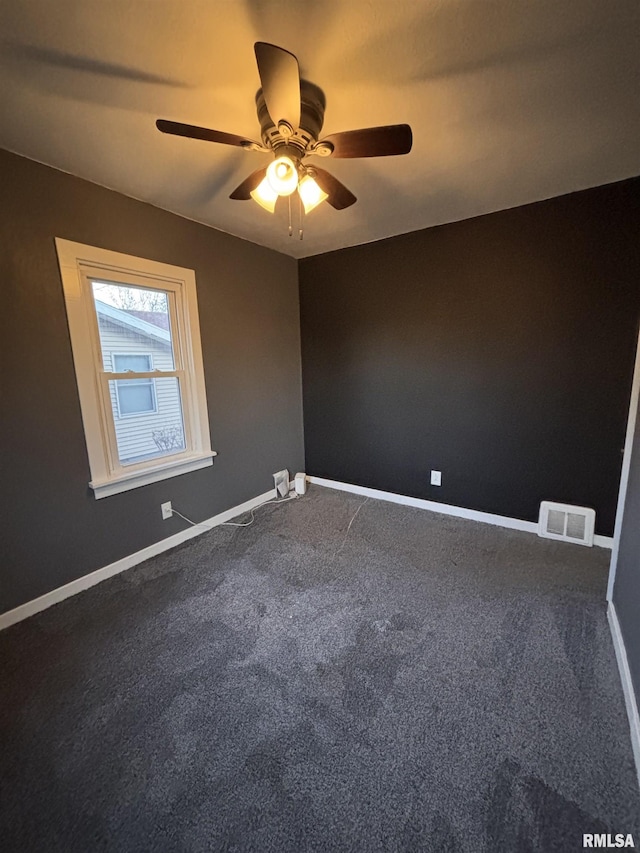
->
[0, 1, 639, 259]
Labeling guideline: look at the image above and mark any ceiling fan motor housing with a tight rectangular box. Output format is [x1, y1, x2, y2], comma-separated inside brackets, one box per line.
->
[256, 79, 326, 156]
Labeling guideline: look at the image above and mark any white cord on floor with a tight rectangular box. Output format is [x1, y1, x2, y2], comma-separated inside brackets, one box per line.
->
[334, 496, 370, 558]
[219, 495, 296, 527]
[170, 494, 297, 532]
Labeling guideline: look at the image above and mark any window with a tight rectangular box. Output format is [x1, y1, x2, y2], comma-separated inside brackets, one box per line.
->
[112, 354, 157, 417]
[56, 239, 215, 498]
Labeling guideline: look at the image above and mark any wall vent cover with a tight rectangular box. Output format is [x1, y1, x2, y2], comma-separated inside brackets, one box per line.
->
[538, 501, 595, 547]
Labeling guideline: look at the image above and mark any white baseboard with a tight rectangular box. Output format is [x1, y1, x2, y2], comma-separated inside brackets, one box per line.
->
[0, 488, 277, 632]
[608, 603, 640, 791]
[307, 476, 613, 549]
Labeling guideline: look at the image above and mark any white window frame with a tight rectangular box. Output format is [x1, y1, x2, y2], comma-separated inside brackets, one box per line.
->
[56, 238, 215, 499]
[111, 353, 158, 418]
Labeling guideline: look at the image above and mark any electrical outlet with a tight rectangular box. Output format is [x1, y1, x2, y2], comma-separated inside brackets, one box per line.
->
[161, 501, 173, 520]
[430, 470, 442, 486]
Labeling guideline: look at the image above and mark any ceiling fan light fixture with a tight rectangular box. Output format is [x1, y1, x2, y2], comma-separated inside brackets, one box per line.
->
[158, 44, 413, 227]
[250, 176, 278, 212]
[298, 175, 328, 214]
[266, 156, 298, 196]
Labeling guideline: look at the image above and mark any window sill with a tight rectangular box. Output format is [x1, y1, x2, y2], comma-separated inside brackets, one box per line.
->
[89, 452, 216, 499]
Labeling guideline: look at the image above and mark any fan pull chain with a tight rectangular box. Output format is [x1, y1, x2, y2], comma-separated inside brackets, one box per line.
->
[298, 188, 304, 240]
[288, 195, 293, 237]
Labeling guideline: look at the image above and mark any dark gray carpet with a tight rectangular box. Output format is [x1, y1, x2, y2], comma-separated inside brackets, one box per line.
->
[1, 486, 638, 852]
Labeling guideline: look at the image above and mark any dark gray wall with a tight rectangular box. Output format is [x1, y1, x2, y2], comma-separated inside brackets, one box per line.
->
[612, 377, 640, 704]
[0, 148, 304, 614]
[300, 178, 640, 537]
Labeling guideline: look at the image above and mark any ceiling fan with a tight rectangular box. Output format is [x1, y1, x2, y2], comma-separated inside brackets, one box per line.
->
[156, 42, 412, 227]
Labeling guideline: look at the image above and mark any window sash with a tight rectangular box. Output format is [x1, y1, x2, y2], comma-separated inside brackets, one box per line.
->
[104, 370, 181, 380]
[98, 369, 193, 475]
[86, 270, 183, 373]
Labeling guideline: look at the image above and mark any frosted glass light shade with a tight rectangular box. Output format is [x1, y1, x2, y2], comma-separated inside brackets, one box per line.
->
[266, 156, 298, 196]
[298, 175, 328, 214]
[250, 177, 278, 212]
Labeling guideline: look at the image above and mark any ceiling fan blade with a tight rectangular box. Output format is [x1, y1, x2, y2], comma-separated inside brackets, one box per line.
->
[311, 168, 357, 210]
[156, 119, 260, 149]
[229, 168, 268, 200]
[321, 124, 413, 158]
[254, 42, 300, 130]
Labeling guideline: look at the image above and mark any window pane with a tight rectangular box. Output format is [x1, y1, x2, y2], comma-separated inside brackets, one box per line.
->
[91, 281, 175, 370]
[108, 377, 186, 465]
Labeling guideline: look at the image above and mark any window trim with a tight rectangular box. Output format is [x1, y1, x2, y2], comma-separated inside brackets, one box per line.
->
[56, 239, 215, 499]
[111, 353, 158, 419]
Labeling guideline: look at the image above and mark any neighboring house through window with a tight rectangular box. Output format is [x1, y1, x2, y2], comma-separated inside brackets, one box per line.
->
[55, 239, 215, 498]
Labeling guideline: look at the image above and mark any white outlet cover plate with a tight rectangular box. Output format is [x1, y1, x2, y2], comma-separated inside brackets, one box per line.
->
[430, 471, 442, 486]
